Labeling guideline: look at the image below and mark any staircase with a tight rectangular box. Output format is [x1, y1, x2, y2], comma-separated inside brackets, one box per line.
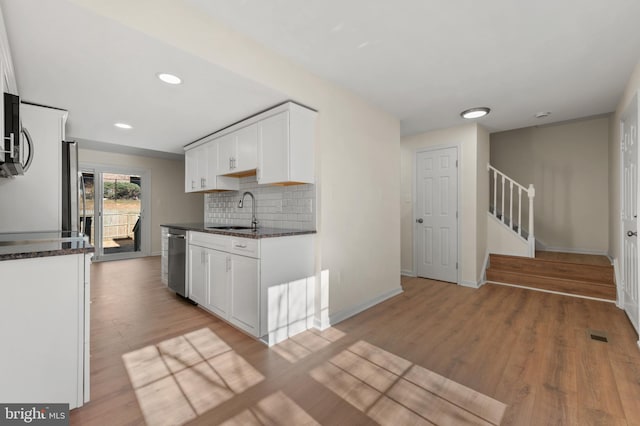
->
[486, 251, 616, 301]
[485, 164, 615, 301]
[487, 165, 535, 257]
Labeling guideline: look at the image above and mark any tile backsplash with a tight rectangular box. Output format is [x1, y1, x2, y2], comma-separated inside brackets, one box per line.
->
[204, 176, 316, 230]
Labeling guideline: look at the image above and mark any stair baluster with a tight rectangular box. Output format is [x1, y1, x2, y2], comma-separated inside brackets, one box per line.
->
[487, 164, 535, 256]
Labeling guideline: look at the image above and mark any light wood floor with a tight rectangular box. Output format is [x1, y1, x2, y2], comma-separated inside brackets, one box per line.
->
[70, 258, 640, 425]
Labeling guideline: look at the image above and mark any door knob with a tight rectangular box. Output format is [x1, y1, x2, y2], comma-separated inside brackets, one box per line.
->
[627, 231, 637, 237]
[416, 218, 424, 224]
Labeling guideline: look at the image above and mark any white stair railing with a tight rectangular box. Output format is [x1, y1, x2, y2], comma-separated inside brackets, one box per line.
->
[487, 164, 536, 256]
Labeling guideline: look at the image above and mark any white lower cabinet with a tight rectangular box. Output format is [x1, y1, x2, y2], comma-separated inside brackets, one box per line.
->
[187, 231, 314, 345]
[188, 235, 259, 336]
[160, 227, 168, 285]
[229, 254, 259, 335]
[188, 244, 207, 305]
[206, 249, 230, 318]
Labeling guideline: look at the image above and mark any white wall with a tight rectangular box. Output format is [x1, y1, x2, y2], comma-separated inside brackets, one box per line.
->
[79, 148, 204, 254]
[401, 123, 484, 285]
[491, 117, 609, 254]
[476, 126, 490, 278]
[610, 61, 640, 262]
[70, 0, 402, 321]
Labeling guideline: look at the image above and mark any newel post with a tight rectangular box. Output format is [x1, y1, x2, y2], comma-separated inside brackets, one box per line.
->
[527, 184, 536, 257]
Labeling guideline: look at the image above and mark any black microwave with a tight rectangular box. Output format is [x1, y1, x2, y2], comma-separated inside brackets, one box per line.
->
[1, 93, 31, 177]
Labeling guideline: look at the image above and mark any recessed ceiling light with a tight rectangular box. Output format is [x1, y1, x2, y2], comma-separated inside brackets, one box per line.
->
[114, 122, 132, 129]
[157, 73, 182, 85]
[461, 107, 491, 119]
[535, 111, 551, 119]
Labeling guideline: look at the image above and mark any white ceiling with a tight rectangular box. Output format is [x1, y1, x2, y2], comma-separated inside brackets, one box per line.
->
[0, 0, 286, 155]
[2, 0, 640, 156]
[189, 0, 640, 135]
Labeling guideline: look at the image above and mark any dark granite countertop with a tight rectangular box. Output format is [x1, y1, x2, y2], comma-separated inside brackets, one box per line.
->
[161, 223, 316, 239]
[0, 231, 94, 261]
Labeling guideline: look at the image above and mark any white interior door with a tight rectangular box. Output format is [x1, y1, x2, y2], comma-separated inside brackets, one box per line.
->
[621, 93, 640, 335]
[415, 147, 458, 283]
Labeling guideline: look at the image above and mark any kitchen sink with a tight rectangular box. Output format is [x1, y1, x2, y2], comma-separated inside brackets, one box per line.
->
[206, 225, 255, 231]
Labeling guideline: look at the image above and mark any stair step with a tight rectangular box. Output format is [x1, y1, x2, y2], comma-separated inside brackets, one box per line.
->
[486, 269, 616, 300]
[489, 254, 613, 285]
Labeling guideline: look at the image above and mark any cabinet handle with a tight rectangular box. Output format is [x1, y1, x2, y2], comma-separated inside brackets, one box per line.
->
[234, 243, 247, 249]
[232, 157, 236, 169]
[229, 157, 232, 170]
[191, 180, 196, 189]
[201, 177, 206, 188]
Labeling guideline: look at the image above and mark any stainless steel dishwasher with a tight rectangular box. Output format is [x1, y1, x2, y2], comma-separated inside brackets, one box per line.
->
[167, 228, 187, 298]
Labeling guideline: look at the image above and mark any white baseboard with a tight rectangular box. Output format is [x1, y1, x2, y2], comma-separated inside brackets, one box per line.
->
[151, 251, 162, 256]
[459, 280, 480, 289]
[612, 258, 624, 309]
[401, 269, 416, 277]
[327, 286, 403, 326]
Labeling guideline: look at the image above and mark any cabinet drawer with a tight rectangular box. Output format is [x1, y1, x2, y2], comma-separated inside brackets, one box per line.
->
[230, 237, 260, 258]
[189, 231, 230, 251]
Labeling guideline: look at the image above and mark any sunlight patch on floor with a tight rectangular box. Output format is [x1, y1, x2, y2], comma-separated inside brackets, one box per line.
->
[122, 327, 265, 426]
[310, 340, 507, 425]
[271, 327, 346, 363]
[220, 391, 320, 426]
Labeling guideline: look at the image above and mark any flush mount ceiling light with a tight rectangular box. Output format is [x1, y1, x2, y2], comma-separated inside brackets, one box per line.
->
[114, 122, 133, 129]
[535, 111, 552, 119]
[156, 72, 182, 85]
[460, 107, 491, 119]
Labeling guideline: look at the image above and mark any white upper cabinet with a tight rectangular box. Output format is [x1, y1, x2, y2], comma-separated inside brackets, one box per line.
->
[184, 101, 316, 192]
[205, 142, 239, 192]
[216, 133, 235, 176]
[258, 103, 316, 185]
[184, 144, 206, 192]
[217, 123, 258, 176]
[185, 138, 238, 193]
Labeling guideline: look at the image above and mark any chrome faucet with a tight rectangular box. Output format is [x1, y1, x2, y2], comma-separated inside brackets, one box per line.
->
[238, 191, 258, 230]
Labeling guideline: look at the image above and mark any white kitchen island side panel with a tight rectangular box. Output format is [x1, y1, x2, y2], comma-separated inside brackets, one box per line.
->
[260, 234, 315, 344]
[0, 253, 88, 409]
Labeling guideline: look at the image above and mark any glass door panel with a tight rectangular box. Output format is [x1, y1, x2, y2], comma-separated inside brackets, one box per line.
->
[101, 173, 142, 256]
[80, 172, 95, 245]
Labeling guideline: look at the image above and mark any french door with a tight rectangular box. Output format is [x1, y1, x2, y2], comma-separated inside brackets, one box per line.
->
[621, 92, 640, 335]
[414, 147, 459, 283]
[80, 165, 150, 261]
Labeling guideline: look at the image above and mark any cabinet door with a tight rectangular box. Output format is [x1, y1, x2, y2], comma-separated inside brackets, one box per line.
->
[188, 245, 207, 305]
[196, 145, 207, 190]
[234, 123, 258, 173]
[206, 249, 229, 318]
[229, 254, 259, 336]
[258, 111, 289, 184]
[184, 148, 198, 192]
[217, 134, 235, 175]
[206, 142, 219, 190]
